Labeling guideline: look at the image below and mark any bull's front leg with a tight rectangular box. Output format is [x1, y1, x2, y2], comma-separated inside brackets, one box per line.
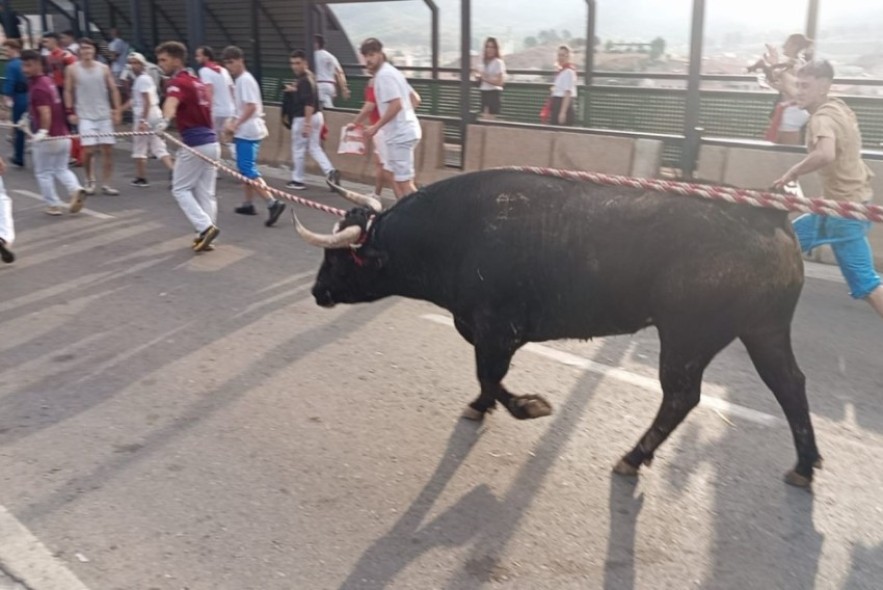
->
[461, 331, 552, 422]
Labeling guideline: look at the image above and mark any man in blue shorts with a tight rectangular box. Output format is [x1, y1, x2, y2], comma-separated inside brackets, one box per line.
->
[221, 45, 285, 227]
[775, 60, 882, 318]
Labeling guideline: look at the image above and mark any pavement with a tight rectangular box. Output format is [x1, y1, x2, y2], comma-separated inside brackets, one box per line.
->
[1, 146, 882, 590]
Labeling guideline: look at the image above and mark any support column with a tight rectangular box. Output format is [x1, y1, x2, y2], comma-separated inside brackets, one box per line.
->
[806, 0, 820, 43]
[82, 0, 91, 37]
[304, 0, 314, 67]
[459, 0, 471, 168]
[251, 0, 262, 83]
[583, 0, 596, 126]
[427, 0, 439, 79]
[681, 0, 705, 177]
[130, 0, 143, 50]
[185, 0, 205, 58]
[39, 0, 49, 34]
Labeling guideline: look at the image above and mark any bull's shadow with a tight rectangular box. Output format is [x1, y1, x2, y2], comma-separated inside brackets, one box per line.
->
[340, 338, 632, 589]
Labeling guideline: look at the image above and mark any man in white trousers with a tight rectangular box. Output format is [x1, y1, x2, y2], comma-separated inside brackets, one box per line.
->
[123, 52, 173, 186]
[282, 49, 338, 191]
[153, 41, 220, 252]
[21, 49, 87, 216]
[0, 156, 15, 263]
[196, 46, 236, 163]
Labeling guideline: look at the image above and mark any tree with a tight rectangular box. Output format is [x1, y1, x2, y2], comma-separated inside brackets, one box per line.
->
[650, 36, 666, 60]
[524, 36, 538, 48]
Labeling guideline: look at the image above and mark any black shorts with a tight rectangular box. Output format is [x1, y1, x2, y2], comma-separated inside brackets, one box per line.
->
[550, 97, 575, 126]
[481, 90, 502, 115]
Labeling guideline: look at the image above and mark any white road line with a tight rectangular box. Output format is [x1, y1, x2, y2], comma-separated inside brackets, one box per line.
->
[13, 190, 114, 220]
[421, 313, 782, 428]
[0, 505, 91, 590]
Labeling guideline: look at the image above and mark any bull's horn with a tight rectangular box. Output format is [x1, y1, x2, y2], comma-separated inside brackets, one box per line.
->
[291, 210, 363, 249]
[326, 177, 383, 213]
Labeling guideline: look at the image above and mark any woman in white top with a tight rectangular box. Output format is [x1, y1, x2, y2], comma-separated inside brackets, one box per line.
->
[550, 45, 577, 126]
[475, 37, 506, 120]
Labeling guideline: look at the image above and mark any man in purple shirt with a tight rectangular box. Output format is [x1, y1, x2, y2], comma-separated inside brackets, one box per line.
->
[22, 49, 86, 215]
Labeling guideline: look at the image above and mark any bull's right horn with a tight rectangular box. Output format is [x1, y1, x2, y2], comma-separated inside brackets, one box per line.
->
[326, 176, 383, 213]
[291, 211, 363, 249]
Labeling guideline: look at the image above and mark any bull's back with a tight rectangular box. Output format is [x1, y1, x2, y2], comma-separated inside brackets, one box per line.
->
[408, 170, 803, 338]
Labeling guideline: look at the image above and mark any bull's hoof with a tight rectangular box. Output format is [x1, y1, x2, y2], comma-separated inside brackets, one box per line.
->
[784, 469, 813, 489]
[612, 459, 639, 477]
[461, 406, 486, 421]
[508, 395, 552, 420]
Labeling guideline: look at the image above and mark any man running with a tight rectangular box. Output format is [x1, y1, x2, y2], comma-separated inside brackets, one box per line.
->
[122, 52, 173, 187]
[774, 60, 883, 317]
[22, 49, 86, 216]
[221, 45, 285, 227]
[154, 41, 220, 252]
[196, 45, 237, 163]
[64, 37, 122, 195]
[282, 49, 337, 191]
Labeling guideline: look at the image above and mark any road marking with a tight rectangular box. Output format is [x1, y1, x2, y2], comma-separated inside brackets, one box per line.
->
[13, 189, 114, 220]
[804, 261, 845, 284]
[420, 313, 782, 428]
[0, 504, 91, 590]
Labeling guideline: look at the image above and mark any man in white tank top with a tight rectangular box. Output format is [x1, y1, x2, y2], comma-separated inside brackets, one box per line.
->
[196, 45, 237, 161]
[64, 37, 122, 195]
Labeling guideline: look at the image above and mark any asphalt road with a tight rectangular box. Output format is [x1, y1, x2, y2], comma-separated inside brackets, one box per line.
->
[1, 153, 882, 590]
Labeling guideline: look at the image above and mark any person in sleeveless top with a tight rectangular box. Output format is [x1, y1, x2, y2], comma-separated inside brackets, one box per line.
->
[64, 37, 122, 195]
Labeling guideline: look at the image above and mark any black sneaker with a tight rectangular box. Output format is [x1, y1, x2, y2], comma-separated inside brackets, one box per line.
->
[266, 200, 286, 227]
[193, 226, 220, 252]
[327, 169, 341, 191]
[0, 238, 14, 264]
[234, 203, 258, 215]
[131, 177, 150, 187]
[286, 181, 306, 190]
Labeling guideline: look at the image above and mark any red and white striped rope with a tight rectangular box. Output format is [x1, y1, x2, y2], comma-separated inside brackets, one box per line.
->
[499, 166, 883, 223]
[0, 122, 348, 217]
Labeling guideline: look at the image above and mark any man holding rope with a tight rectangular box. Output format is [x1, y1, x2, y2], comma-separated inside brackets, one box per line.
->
[775, 60, 883, 317]
[153, 41, 220, 252]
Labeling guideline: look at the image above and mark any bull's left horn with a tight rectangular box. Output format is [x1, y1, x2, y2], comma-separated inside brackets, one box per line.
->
[326, 176, 383, 213]
[291, 211, 363, 249]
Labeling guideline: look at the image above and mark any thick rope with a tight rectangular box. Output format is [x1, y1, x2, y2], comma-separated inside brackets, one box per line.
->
[499, 166, 883, 223]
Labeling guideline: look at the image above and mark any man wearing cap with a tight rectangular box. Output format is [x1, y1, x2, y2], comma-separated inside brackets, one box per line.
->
[123, 52, 173, 187]
[359, 38, 422, 199]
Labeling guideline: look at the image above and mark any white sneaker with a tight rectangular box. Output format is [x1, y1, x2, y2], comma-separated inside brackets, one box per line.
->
[84, 179, 96, 195]
[102, 185, 120, 196]
[44, 206, 63, 216]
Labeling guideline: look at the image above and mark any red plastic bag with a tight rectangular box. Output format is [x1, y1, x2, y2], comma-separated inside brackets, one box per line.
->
[539, 98, 551, 124]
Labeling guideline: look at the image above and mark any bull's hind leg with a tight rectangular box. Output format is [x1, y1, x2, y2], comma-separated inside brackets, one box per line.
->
[614, 327, 735, 477]
[740, 329, 821, 488]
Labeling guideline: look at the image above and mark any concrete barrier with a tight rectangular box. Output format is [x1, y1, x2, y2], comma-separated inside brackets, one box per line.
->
[463, 124, 663, 179]
[697, 144, 883, 267]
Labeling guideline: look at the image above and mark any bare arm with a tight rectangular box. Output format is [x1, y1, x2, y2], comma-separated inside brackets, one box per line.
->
[162, 96, 180, 121]
[409, 89, 421, 109]
[64, 66, 75, 113]
[232, 103, 257, 132]
[774, 136, 836, 187]
[203, 80, 214, 106]
[366, 98, 402, 138]
[351, 100, 377, 127]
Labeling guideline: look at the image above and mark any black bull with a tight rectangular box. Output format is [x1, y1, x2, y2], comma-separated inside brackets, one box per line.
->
[297, 170, 822, 487]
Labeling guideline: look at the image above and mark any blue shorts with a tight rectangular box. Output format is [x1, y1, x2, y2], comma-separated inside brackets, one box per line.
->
[793, 213, 882, 299]
[234, 138, 262, 179]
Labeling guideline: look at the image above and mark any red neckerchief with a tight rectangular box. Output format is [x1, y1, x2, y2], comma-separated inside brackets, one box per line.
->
[348, 219, 373, 267]
[204, 61, 222, 74]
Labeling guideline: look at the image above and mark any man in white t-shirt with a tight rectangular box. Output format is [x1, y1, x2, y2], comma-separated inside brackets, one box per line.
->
[221, 45, 285, 227]
[196, 45, 237, 161]
[122, 52, 173, 187]
[360, 38, 422, 199]
[313, 35, 350, 108]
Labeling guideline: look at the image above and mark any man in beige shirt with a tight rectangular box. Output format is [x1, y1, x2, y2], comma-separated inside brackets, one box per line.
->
[775, 60, 882, 318]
